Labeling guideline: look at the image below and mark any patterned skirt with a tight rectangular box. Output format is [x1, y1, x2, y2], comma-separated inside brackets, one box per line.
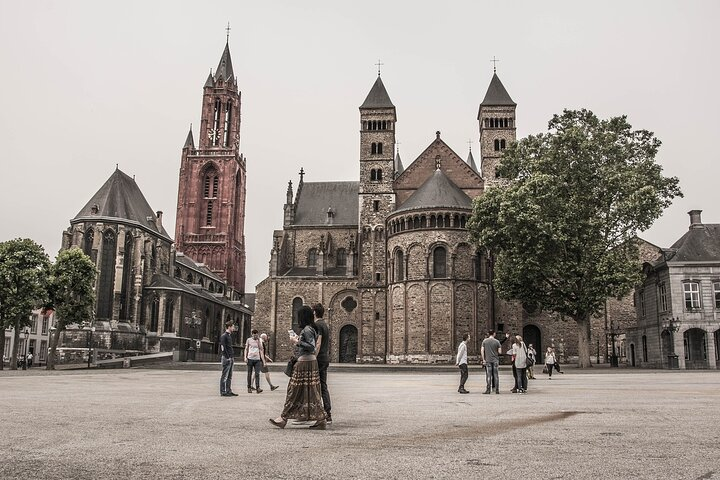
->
[281, 358, 325, 421]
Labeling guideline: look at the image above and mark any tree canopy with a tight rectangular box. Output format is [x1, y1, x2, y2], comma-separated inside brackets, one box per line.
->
[468, 109, 682, 367]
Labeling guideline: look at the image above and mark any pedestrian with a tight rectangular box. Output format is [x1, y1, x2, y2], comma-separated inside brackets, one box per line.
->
[27, 352, 33, 368]
[456, 333, 470, 394]
[312, 303, 332, 426]
[254, 333, 279, 391]
[526, 344, 537, 380]
[245, 329, 264, 394]
[512, 335, 529, 394]
[219, 320, 237, 397]
[269, 306, 326, 429]
[545, 347, 555, 379]
[480, 330, 509, 394]
[553, 347, 565, 374]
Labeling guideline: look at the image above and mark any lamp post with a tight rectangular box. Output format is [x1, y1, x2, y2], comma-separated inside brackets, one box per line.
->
[663, 316, 680, 369]
[86, 325, 95, 369]
[609, 321, 619, 367]
[22, 328, 30, 370]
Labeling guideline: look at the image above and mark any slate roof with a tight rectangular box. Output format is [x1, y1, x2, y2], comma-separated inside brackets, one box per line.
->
[665, 225, 720, 263]
[394, 151, 405, 175]
[146, 274, 251, 313]
[215, 42, 234, 82]
[480, 73, 516, 106]
[175, 252, 225, 283]
[293, 181, 359, 226]
[72, 169, 171, 239]
[467, 150, 478, 173]
[394, 168, 472, 214]
[184, 128, 194, 148]
[360, 76, 394, 109]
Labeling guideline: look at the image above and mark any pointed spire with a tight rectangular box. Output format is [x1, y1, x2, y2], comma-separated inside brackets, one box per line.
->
[480, 73, 516, 106]
[360, 76, 394, 109]
[215, 42, 235, 82]
[204, 69, 215, 88]
[184, 125, 195, 148]
[286, 180, 293, 204]
[466, 149, 478, 173]
[394, 150, 404, 176]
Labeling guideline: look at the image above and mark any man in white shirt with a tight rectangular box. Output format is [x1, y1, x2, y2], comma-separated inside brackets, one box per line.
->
[455, 333, 470, 394]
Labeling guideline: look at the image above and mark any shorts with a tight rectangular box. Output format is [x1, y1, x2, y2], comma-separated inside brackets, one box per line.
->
[261, 365, 269, 373]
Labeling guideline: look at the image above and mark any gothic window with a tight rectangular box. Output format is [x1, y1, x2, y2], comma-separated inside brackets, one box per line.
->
[337, 248, 347, 267]
[292, 297, 303, 333]
[120, 233, 134, 320]
[213, 177, 219, 197]
[500, 139, 506, 149]
[494, 139, 500, 151]
[97, 230, 116, 319]
[83, 229, 94, 257]
[308, 248, 317, 267]
[639, 291, 645, 317]
[206, 201, 213, 226]
[164, 298, 174, 333]
[381, 120, 387, 130]
[223, 101, 232, 147]
[212, 98, 221, 146]
[433, 246, 447, 278]
[683, 282, 700, 310]
[395, 250, 404, 282]
[149, 296, 159, 333]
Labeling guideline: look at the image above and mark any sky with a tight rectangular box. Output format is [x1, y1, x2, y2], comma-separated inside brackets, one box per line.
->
[1, 1, 718, 292]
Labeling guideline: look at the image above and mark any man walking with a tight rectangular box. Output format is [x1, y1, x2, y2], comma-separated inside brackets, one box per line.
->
[219, 320, 237, 397]
[311, 303, 332, 427]
[244, 329, 264, 394]
[456, 333, 470, 394]
[481, 330, 508, 394]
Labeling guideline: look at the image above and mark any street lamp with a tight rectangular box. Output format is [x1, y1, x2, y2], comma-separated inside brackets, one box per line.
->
[608, 321, 619, 367]
[662, 316, 680, 369]
[86, 325, 96, 369]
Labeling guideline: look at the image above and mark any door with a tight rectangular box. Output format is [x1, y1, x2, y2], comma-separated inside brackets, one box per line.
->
[339, 325, 358, 363]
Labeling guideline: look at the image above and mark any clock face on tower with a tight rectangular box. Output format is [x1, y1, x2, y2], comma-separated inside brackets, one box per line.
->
[208, 129, 220, 142]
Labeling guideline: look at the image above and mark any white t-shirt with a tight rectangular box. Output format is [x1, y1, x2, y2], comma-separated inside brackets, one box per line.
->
[245, 337, 263, 360]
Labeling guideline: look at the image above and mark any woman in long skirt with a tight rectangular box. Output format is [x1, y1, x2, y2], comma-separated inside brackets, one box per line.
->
[270, 305, 326, 429]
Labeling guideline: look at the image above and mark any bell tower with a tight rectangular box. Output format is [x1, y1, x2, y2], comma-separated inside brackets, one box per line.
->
[175, 40, 247, 296]
[478, 70, 516, 189]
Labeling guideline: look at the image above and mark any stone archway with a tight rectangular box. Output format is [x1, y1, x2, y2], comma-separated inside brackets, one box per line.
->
[339, 325, 358, 363]
[523, 324, 542, 363]
[684, 328, 708, 369]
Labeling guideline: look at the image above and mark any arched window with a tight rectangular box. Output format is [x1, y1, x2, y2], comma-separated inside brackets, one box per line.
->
[186, 273, 193, 284]
[363, 121, 367, 131]
[371, 169, 377, 181]
[164, 298, 174, 333]
[433, 246, 447, 278]
[500, 139, 506, 149]
[223, 101, 232, 147]
[430, 215, 437, 227]
[376, 169, 383, 181]
[212, 98, 221, 146]
[292, 297, 303, 334]
[149, 296, 159, 333]
[337, 248, 347, 267]
[460, 215, 467, 228]
[97, 230, 116, 319]
[413, 217, 420, 229]
[371, 143, 377, 154]
[395, 250, 404, 282]
[377, 142, 383, 154]
[453, 215, 460, 228]
[382, 120, 387, 130]
[83, 229, 94, 257]
[120, 233, 134, 320]
[308, 248, 317, 267]
[420, 216, 427, 228]
[199, 278, 205, 288]
[209, 283, 215, 293]
[494, 139, 500, 151]
[437, 215, 444, 228]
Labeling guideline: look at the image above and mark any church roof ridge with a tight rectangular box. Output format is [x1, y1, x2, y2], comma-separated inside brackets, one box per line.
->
[360, 76, 394, 109]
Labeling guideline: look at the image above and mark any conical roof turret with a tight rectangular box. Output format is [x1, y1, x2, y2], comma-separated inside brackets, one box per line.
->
[466, 149, 478, 173]
[395, 169, 471, 214]
[480, 73, 516, 106]
[215, 42, 235, 82]
[394, 151, 405, 176]
[184, 126, 194, 149]
[360, 76, 394, 109]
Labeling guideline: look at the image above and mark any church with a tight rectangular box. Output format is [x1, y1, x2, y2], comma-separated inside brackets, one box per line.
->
[254, 70, 559, 363]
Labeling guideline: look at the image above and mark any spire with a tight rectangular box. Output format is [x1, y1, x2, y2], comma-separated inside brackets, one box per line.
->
[184, 125, 194, 148]
[204, 69, 215, 88]
[480, 73, 516, 106]
[394, 150, 404, 176]
[466, 149, 478, 173]
[215, 42, 235, 82]
[360, 76, 394, 109]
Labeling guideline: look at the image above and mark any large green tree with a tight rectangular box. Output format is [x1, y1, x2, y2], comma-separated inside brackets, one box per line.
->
[46, 247, 97, 370]
[468, 109, 682, 367]
[0, 238, 50, 370]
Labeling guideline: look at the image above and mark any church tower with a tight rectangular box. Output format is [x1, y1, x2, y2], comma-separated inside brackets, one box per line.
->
[358, 74, 396, 361]
[478, 71, 516, 188]
[175, 40, 247, 296]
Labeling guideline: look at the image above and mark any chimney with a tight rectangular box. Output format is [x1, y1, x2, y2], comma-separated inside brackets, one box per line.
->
[156, 211, 163, 229]
[688, 210, 703, 229]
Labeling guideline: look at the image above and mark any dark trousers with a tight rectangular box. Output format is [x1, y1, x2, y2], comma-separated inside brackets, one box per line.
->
[247, 359, 262, 389]
[515, 367, 528, 391]
[220, 357, 234, 394]
[458, 363, 468, 389]
[547, 363, 554, 377]
[317, 359, 331, 415]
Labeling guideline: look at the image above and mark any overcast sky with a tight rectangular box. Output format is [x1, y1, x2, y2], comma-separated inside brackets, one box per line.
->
[1, 1, 718, 292]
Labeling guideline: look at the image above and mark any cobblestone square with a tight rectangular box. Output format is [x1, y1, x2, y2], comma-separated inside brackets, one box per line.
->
[1, 367, 718, 479]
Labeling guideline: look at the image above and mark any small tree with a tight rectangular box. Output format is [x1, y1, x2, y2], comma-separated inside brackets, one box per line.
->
[0, 239, 50, 370]
[46, 247, 97, 370]
[468, 109, 682, 367]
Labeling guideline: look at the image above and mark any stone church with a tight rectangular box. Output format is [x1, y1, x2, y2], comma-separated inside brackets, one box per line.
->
[59, 41, 252, 358]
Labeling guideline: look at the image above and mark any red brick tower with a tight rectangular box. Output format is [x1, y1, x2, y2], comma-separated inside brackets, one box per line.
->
[175, 41, 247, 296]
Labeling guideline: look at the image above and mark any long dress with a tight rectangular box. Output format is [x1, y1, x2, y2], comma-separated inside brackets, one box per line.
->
[281, 325, 325, 421]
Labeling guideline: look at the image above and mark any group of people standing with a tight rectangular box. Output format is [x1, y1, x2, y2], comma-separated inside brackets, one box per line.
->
[456, 330, 563, 394]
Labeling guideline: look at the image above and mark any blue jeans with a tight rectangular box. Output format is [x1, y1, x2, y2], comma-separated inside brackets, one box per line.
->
[485, 361, 499, 391]
[220, 357, 234, 394]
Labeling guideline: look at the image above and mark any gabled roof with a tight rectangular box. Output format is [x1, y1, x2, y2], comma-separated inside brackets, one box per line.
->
[467, 150, 478, 173]
[394, 151, 405, 175]
[666, 225, 720, 263]
[480, 73, 516, 106]
[294, 181, 359, 226]
[215, 42, 234, 82]
[72, 169, 170, 239]
[394, 168, 472, 214]
[360, 76, 394, 109]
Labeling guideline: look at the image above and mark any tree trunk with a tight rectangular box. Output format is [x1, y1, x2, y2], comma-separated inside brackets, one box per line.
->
[46, 325, 63, 370]
[574, 314, 592, 368]
[10, 318, 21, 370]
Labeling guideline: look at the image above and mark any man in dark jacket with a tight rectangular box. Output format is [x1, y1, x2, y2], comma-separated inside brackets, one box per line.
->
[311, 303, 332, 427]
[219, 320, 237, 396]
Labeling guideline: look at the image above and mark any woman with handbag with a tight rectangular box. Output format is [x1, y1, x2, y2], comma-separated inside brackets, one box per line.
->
[270, 305, 326, 430]
[545, 347, 556, 379]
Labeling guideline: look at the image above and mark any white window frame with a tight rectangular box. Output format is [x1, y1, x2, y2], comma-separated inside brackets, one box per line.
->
[713, 281, 720, 309]
[683, 282, 701, 310]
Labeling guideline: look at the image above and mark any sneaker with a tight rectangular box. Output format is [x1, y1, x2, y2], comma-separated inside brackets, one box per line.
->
[256, 388, 263, 394]
[325, 413, 332, 424]
[271, 385, 279, 391]
[459, 389, 469, 394]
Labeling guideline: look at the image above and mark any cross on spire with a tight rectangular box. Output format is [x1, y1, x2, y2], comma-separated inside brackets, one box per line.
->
[491, 56, 499, 73]
[225, 22, 231, 42]
[395, 140, 401, 154]
[467, 139, 473, 152]
[375, 59, 384, 76]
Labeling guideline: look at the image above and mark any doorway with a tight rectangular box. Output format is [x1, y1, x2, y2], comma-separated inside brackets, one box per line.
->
[339, 325, 358, 363]
[523, 324, 542, 363]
